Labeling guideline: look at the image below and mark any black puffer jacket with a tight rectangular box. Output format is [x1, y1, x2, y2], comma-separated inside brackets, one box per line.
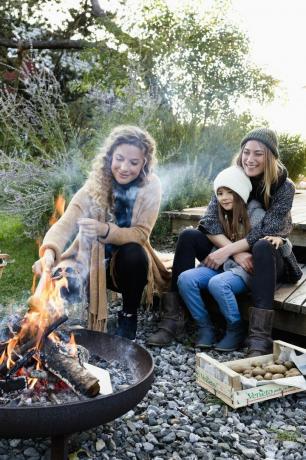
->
[198, 169, 295, 248]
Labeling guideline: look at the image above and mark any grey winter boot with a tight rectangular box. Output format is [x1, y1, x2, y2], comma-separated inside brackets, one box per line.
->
[246, 307, 274, 357]
[214, 320, 245, 352]
[195, 324, 216, 349]
[146, 292, 188, 346]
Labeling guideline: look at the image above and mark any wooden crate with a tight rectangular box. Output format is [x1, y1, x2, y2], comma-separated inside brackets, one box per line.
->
[196, 340, 306, 408]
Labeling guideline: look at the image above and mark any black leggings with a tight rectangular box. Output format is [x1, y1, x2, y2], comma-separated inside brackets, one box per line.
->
[106, 243, 148, 315]
[60, 243, 148, 315]
[172, 228, 284, 309]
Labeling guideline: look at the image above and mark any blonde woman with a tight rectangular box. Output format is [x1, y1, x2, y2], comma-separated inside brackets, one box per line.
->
[148, 128, 301, 356]
[33, 125, 170, 339]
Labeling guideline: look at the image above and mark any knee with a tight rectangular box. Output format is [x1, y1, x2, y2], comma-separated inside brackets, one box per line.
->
[207, 276, 218, 294]
[177, 228, 202, 245]
[177, 270, 197, 292]
[252, 239, 275, 258]
[117, 243, 148, 268]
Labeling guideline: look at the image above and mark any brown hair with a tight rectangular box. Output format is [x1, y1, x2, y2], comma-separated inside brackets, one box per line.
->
[85, 125, 156, 214]
[217, 189, 251, 242]
[235, 141, 286, 209]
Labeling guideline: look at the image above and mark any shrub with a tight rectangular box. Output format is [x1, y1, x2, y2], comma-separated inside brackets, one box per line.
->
[279, 133, 306, 183]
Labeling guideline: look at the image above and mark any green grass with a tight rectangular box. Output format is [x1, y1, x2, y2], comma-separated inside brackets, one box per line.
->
[269, 428, 302, 442]
[0, 215, 38, 309]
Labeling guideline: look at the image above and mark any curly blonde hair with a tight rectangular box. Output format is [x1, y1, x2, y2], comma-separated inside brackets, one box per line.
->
[85, 125, 156, 215]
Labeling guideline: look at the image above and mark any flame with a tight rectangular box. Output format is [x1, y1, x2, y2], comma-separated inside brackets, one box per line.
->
[49, 195, 66, 226]
[0, 193, 74, 389]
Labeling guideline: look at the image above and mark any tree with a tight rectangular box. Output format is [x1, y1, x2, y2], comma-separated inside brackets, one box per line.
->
[279, 133, 306, 182]
[0, 0, 276, 122]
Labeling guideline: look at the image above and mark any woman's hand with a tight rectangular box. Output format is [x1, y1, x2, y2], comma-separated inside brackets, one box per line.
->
[233, 252, 253, 273]
[262, 235, 284, 249]
[203, 247, 229, 270]
[32, 248, 55, 275]
[78, 218, 109, 239]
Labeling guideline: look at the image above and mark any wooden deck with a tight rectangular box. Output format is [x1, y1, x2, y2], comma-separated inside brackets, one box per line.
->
[162, 190, 306, 334]
[164, 189, 306, 247]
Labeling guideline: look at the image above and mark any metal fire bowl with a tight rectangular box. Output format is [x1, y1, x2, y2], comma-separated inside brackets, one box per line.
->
[0, 330, 154, 438]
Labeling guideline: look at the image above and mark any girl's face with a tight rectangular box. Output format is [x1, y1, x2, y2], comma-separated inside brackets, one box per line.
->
[111, 143, 145, 184]
[241, 140, 265, 177]
[216, 187, 234, 211]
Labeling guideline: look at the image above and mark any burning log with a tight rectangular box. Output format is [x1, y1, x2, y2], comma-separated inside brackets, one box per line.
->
[0, 315, 68, 377]
[42, 338, 100, 398]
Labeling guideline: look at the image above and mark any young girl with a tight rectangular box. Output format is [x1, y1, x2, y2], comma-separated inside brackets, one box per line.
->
[177, 165, 289, 351]
[32, 125, 170, 340]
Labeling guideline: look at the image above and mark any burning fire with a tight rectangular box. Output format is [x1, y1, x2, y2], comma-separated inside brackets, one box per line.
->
[0, 194, 77, 387]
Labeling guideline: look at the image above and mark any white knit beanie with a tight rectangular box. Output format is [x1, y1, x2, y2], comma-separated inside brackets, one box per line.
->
[213, 165, 252, 204]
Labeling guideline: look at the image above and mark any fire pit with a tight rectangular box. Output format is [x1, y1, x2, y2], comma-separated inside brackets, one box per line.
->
[0, 329, 154, 460]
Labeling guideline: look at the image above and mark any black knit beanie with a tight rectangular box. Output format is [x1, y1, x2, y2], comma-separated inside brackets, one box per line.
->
[240, 127, 279, 158]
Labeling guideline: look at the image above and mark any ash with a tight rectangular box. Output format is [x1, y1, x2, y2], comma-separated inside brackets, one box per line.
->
[90, 354, 137, 392]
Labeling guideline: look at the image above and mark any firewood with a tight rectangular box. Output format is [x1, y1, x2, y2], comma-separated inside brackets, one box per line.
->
[42, 339, 100, 397]
[0, 315, 68, 377]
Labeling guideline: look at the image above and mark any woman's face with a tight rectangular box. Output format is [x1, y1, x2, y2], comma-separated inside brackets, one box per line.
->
[241, 140, 265, 177]
[216, 187, 234, 211]
[111, 143, 145, 184]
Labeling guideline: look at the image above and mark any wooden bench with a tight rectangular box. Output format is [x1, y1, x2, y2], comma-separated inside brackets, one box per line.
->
[160, 190, 306, 336]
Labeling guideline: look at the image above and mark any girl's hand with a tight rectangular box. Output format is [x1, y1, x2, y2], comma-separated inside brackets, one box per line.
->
[78, 218, 109, 239]
[203, 247, 229, 270]
[262, 235, 284, 249]
[32, 248, 55, 275]
[233, 252, 253, 273]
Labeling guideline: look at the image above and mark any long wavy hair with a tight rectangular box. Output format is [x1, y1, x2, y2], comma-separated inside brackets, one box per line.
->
[85, 125, 156, 215]
[235, 142, 286, 209]
[217, 189, 251, 242]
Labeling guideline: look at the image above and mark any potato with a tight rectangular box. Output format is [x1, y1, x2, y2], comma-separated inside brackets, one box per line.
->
[274, 359, 284, 365]
[243, 368, 254, 375]
[264, 364, 287, 374]
[255, 375, 264, 381]
[285, 368, 301, 377]
[231, 365, 248, 374]
[252, 367, 266, 377]
[272, 373, 285, 379]
[284, 361, 294, 370]
[262, 361, 274, 368]
[243, 373, 252, 379]
[263, 372, 273, 380]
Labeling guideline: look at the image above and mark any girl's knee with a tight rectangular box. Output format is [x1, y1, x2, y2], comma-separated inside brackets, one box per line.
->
[208, 276, 220, 294]
[177, 269, 197, 291]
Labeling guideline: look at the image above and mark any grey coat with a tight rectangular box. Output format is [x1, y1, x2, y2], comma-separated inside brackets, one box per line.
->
[222, 200, 293, 287]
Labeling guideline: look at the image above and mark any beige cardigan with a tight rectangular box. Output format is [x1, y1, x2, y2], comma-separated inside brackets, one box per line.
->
[39, 174, 171, 331]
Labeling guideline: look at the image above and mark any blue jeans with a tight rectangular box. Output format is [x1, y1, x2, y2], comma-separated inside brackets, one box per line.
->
[177, 266, 247, 326]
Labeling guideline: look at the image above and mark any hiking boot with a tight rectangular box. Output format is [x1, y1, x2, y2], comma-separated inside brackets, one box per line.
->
[214, 320, 245, 352]
[246, 307, 274, 357]
[146, 292, 188, 346]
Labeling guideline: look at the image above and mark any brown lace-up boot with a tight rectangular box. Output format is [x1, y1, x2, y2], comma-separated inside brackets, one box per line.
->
[146, 292, 188, 346]
[246, 307, 274, 357]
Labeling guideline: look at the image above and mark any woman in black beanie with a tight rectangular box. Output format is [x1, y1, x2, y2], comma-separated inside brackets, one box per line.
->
[147, 128, 301, 356]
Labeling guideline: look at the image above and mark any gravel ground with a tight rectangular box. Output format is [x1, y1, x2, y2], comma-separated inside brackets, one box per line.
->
[0, 308, 305, 460]
[0, 236, 305, 459]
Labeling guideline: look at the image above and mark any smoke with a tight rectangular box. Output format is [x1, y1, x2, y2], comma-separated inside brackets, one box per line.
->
[156, 159, 213, 211]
